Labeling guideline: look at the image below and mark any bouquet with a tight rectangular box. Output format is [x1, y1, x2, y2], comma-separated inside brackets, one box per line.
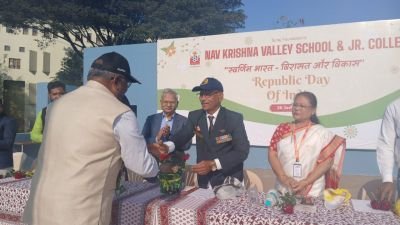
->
[158, 151, 190, 194]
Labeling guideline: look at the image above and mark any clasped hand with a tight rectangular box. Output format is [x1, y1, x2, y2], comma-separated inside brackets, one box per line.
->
[282, 176, 309, 194]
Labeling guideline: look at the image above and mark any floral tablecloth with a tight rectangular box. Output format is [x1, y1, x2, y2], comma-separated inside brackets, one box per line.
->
[1, 178, 400, 225]
[0, 178, 30, 224]
[131, 189, 400, 225]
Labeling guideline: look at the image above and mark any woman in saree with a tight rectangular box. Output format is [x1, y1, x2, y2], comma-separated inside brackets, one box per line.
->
[268, 91, 345, 197]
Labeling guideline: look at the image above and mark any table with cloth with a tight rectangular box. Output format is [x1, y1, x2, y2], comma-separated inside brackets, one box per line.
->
[1, 178, 400, 225]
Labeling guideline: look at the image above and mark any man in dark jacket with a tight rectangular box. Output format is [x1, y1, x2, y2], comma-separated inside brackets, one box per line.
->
[0, 101, 17, 176]
[169, 77, 250, 188]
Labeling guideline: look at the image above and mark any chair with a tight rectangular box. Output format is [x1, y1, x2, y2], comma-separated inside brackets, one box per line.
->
[244, 169, 264, 192]
[184, 164, 198, 187]
[357, 178, 397, 201]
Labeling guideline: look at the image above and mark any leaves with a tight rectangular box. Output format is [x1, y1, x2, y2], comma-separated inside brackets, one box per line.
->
[278, 192, 297, 208]
[0, 0, 245, 56]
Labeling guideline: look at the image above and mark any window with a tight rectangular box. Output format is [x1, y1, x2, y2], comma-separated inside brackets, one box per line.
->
[43, 29, 51, 38]
[19, 47, 25, 52]
[9, 58, 21, 69]
[22, 27, 29, 35]
[32, 28, 38, 36]
[4, 45, 10, 51]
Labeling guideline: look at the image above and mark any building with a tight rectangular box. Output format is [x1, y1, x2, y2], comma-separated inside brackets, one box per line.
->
[0, 24, 70, 132]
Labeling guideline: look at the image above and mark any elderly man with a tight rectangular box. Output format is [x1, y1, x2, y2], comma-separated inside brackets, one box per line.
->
[167, 77, 250, 188]
[23, 52, 161, 225]
[30, 80, 66, 143]
[142, 88, 191, 182]
[142, 88, 191, 149]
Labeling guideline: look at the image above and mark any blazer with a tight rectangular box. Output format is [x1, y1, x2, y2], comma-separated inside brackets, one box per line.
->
[0, 115, 17, 169]
[142, 112, 192, 151]
[171, 107, 250, 188]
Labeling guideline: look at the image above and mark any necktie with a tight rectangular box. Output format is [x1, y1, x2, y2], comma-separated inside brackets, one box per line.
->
[208, 115, 214, 134]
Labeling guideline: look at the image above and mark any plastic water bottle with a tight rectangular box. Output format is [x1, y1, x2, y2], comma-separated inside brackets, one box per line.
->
[247, 185, 259, 205]
[264, 189, 280, 207]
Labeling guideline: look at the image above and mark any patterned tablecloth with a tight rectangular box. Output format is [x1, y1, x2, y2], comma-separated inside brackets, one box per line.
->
[1, 178, 400, 225]
[0, 178, 30, 224]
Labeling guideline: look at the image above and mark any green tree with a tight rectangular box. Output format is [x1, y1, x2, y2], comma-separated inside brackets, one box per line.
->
[55, 48, 83, 86]
[0, 0, 245, 57]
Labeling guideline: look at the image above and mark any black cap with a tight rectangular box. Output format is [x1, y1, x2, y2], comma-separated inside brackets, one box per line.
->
[91, 52, 141, 84]
[192, 77, 223, 92]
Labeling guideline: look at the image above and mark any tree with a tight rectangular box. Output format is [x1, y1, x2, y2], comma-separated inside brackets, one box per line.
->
[55, 48, 83, 86]
[0, 0, 246, 57]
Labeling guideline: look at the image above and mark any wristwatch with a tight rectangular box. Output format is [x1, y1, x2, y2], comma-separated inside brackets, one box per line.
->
[210, 160, 217, 171]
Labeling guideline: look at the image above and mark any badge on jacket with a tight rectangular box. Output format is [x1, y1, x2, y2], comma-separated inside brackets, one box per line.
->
[216, 134, 232, 144]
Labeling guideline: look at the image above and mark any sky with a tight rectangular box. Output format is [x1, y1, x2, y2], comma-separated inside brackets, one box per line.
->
[239, 0, 400, 32]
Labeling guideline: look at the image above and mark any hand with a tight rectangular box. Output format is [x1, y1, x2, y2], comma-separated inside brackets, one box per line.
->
[380, 182, 395, 201]
[156, 126, 170, 143]
[147, 143, 169, 158]
[191, 160, 215, 175]
[279, 175, 296, 190]
[291, 179, 309, 194]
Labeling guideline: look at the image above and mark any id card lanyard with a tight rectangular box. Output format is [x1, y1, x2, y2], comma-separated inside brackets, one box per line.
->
[292, 122, 311, 177]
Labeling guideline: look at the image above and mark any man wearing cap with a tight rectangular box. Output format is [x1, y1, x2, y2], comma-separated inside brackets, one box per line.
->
[167, 77, 250, 188]
[23, 52, 162, 225]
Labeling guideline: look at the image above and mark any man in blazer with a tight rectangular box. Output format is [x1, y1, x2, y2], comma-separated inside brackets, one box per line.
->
[142, 88, 191, 151]
[169, 77, 250, 188]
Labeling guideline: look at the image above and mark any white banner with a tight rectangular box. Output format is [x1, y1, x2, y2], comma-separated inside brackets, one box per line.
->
[157, 19, 400, 149]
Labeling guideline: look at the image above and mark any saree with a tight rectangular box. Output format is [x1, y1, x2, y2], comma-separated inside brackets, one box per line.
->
[270, 123, 346, 197]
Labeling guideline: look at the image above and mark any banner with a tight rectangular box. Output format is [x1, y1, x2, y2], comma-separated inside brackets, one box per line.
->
[157, 19, 400, 149]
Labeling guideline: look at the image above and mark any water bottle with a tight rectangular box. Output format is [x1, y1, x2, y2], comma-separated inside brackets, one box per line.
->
[264, 189, 280, 207]
[247, 185, 259, 205]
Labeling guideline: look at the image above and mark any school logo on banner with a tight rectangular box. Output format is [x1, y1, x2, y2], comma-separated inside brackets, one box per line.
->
[189, 50, 201, 65]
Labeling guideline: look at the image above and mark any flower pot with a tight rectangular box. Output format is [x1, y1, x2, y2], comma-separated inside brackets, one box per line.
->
[158, 171, 185, 195]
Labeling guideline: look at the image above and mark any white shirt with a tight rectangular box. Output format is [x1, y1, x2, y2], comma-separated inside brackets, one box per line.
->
[164, 108, 222, 170]
[377, 98, 400, 182]
[207, 108, 222, 170]
[113, 111, 159, 178]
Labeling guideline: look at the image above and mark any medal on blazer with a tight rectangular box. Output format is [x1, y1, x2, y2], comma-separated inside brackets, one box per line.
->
[216, 134, 232, 144]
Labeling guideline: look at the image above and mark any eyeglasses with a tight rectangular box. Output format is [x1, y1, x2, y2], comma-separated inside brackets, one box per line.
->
[161, 100, 177, 105]
[198, 91, 219, 97]
[292, 103, 312, 109]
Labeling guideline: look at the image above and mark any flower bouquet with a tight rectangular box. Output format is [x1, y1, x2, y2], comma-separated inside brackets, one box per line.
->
[158, 151, 190, 194]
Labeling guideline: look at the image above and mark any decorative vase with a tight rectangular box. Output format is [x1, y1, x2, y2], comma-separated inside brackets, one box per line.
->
[158, 171, 185, 195]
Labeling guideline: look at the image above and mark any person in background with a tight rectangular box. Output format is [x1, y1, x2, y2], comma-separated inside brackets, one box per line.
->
[23, 52, 162, 225]
[30, 80, 66, 143]
[268, 91, 345, 197]
[166, 77, 250, 188]
[142, 88, 192, 182]
[377, 97, 400, 201]
[0, 101, 17, 177]
[142, 88, 191, 149]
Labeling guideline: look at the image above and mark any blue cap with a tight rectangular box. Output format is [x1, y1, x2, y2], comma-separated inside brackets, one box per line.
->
[192, 77, 223, 92]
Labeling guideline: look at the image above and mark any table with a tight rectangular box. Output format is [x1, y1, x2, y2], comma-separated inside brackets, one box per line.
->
[1, 178, 400, 225]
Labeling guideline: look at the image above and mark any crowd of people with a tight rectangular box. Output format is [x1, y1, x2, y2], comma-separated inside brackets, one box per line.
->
[0, 51, 398, 224]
